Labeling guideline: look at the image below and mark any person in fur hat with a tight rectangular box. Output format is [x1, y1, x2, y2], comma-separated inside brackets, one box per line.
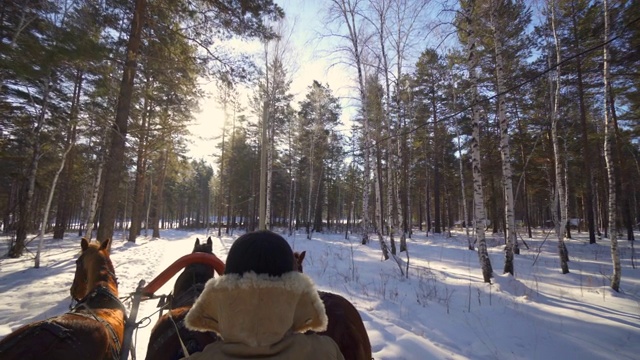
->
[183, 230, 345, 359]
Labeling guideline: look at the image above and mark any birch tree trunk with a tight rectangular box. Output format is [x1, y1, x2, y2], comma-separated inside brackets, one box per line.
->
[464, 0, 493, 282]
[266, 108, 273, 230]
[374, 149, 390, 259]
[227, 99, 238, 235]
[84, 146, 106, 240]
[152, 149, 168, 238]
[307, 132, 315, 239]
[456, 121, 472, 250]
[218, 121, 226, 237]
[287, 115, 296, 236]
[370, 0, 398, 255]
[329, 0, 372, 245]
[35, 139, 74, 268]
[491, 0, 518, 275]
[258, 42, 270, 231]
[603, 0, 620, 291]
[551, 0, 569, 273]
[10, 78, 51, 258]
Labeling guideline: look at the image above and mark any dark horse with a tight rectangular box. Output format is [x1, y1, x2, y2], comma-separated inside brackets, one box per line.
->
[294, 251, 373, 360]
[0, 238, 126, 360]
[145, 237, 219, 360]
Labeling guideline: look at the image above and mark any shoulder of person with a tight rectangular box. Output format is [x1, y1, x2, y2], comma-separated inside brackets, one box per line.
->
[294, 333, 345, 360]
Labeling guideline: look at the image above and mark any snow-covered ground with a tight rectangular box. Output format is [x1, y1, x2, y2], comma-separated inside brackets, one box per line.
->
[1, 228, 639, 359]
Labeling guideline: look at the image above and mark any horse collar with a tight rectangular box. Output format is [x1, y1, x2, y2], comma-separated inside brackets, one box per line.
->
[70, 286, 126, 360]
[73, 286, 126, 314]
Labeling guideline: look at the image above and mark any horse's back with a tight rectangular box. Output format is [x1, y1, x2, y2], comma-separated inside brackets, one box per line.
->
[145, 307, 219, 360]
[317, 291, 372, 360]
[0, 316, 113, 360]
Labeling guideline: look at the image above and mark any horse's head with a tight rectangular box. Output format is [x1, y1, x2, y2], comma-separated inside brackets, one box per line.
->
[70, 238, 116, 302]
[293, 251, 306, 273]
[193, 237, 213, 254]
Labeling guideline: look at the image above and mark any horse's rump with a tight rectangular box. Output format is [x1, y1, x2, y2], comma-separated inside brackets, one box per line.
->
[313, 291, 372, 360]
[294, 251, 371, 360]
[0, 307, 122, 360]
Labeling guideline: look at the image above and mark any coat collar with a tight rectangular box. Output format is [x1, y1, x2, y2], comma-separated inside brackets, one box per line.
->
[185, 271, 328, 347]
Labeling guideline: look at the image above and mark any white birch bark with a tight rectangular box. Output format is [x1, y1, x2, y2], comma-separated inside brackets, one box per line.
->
[258, 43, 270, 230]
[307, 132, 315, 239]
[266, 112, 273, 230]
[287, 111, 296, 236]
[550, 0, 569, 273]
[374, 0, 398, 254]
[603, 0, 621, 291]
[84, 131, 108, 240]
[35, 142, 74, 268]
[491, 0, 518, 275]
[465, 0, 493, 282]
[373, 151, 390, 259]
[456, 120, 472, 249]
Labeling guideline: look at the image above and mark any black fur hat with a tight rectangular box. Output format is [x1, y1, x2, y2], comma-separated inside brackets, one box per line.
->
[225, 230, 294, 277]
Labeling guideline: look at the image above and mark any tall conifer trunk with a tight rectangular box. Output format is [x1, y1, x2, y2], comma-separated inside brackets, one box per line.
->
[97, 0, 146, 241]
[53, 69, 83, 239]
[129, 80, 151, 243]
[569, 1, 596, 243]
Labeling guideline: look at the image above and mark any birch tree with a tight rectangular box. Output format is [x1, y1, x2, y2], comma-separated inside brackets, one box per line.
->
[603, 0, 620, 291]
[550, 0, 570, 273]
[390, 0, 429, 248]
[489, 0, 519, 275]
[458, 0, 493, 282]
[35, 141, 74, 268]
[326, 0, 375, 247]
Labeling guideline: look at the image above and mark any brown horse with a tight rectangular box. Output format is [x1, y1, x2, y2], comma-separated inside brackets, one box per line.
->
[0, 238, 126, 360]
[145, 237, 219, 360]
[294, 251, 373, 360]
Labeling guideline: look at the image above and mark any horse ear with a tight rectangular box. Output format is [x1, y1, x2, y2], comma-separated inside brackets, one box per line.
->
[81, 238, 89, 251]
[299, 251, 306, 262]
[99, 238, 111, 251]
[207, 237, 212, 246]
[195, 238, 200, 246]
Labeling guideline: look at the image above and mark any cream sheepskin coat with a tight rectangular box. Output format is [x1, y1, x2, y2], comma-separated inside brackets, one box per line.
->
[183, 271, 344, 360]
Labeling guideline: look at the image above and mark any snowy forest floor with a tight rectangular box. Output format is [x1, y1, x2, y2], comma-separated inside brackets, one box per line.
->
[1, 227, 639, 359]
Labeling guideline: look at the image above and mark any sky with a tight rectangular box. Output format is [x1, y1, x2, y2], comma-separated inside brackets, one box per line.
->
[186, 0, 357, 165]
[2, 227, 639, 359]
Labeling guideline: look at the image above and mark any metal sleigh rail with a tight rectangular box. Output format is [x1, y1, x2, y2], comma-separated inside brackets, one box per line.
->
[119, 252, 226, 360]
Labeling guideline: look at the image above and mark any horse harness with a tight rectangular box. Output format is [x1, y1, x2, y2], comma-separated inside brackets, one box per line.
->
[69, 285, 128, 360]
[169, 283, 205, 309]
